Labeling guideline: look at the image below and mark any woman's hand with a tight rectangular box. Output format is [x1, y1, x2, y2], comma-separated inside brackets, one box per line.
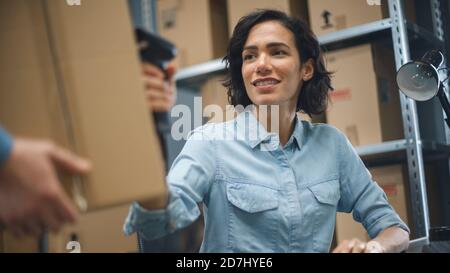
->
[142, 63, 177, 113]
[332, 238, 386, 253]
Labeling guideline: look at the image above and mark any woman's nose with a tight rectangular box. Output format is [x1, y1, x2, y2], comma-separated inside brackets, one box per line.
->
[256, 54, 271, 74]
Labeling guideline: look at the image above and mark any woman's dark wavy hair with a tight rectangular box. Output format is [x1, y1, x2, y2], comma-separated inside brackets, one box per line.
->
[223, 9, 333, 115]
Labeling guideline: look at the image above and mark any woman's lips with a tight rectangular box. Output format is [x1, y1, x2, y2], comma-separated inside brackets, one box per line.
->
[253, 82, 279, 91]
[252, 78, 280, 91]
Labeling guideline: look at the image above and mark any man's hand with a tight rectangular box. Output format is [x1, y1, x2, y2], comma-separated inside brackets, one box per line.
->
[142, 63, 177, 113]
[0, 139, 91, 237]
[332, 238, 386, 253]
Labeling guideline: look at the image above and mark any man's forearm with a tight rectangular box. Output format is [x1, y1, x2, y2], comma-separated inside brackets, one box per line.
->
[0, 126, 13, 167]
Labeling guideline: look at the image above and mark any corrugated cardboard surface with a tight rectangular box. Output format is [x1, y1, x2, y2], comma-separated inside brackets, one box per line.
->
[0, 0, 167, 211]
[325, 44, 402, 146]
[2, 204, 137, 253]
[50, 204, 137, 253]
[372, 165, 409, 225]
[371, 43, 404, 142]
[226, 0, 309, 36]
[307, 0, 384, 36]
[308, 0, 416, 37]
[335, 165, 409, 243]
[326, 44, 381, 146]
[201, 75, 230, 123]
[157, 0, 228, 68]
[1, 233, 39, 253]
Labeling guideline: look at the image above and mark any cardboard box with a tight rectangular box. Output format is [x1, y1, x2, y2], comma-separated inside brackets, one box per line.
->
[325, 43, 403, 146]
[201, 75, 232, 123]
[2, 204, 137, 253]
[308, 0, 383, 36]
[1, 233, 37, 253]
[0, 0, 167, 211]
[157, 0, 229, 68]
[51, 204, 137, 253]
[226, 0, 309, 36]
[308, 0, 415, 36]
[371, 43, 404, 143]
[335, 164, 409, 243]
[372, 165, 409, 225]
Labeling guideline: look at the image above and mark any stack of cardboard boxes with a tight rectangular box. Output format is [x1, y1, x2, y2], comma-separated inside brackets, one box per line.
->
[308, 0, 384, 36]
[308, 0, 413, 243]
[0, 0, 167, 252]
[227, 0, 309, 36]
[324, 43, 404, 147]
[156, 0, 229, 68]
[308, 0, 416, 36]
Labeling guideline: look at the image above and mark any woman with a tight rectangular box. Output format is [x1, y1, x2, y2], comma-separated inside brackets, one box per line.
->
[124, 10, 409, 253]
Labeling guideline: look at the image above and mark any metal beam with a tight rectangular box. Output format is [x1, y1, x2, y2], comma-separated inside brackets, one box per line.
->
[389, 0, 430, 239]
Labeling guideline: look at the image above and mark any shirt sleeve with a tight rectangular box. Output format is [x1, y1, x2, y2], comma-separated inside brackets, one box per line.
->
[336, 132, 410, 239]
[0, 126, 13, 168]
[123, 125, 216, 241]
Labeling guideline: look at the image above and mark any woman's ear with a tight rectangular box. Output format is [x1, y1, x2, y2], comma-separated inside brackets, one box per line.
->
[302, 59, 314, 82]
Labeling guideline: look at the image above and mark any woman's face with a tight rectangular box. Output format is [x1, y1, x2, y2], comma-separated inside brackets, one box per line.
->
[241, 20, 310, 109]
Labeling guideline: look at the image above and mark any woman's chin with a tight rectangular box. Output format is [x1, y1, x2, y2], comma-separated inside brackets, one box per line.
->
[251, 97, 281, 107]
[252, 94, 280, 105]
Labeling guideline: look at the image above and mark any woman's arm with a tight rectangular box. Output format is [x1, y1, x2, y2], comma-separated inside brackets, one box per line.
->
[332, 226, 409, 253]
[334, 130, 410, 253]
[123, 125, 216, 240]
[369, 226, 409, 253]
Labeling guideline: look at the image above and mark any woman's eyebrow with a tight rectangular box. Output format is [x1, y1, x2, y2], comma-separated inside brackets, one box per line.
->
[243, 42, 290, 51]
[266, 42, 290, 49]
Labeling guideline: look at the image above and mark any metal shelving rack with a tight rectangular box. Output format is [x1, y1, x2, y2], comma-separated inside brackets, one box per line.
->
[172, 0, 450, 252]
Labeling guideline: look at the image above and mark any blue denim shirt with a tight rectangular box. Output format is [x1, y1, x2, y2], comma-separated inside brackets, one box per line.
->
[0, 126, 13, 167]
[123, 110, 409, 252]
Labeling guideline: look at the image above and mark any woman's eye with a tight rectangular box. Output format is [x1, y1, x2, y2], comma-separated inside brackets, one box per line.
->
[273, 50, 287, 56]
[243, 54, 255, 61]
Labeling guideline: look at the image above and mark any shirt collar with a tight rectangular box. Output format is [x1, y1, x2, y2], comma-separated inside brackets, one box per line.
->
[284, 113, 304, 150]
[235, 110, 305, 150]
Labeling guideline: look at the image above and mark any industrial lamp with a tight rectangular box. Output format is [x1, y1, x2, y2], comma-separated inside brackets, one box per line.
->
[397, 50, 450, 247]
[396, 50, 450, 128]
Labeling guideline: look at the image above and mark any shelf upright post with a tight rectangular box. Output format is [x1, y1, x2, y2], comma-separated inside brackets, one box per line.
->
[388, 0, 430, 241]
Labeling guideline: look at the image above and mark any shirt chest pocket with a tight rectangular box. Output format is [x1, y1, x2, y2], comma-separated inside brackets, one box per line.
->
[302, 179, 341, 252]
[226, 182, 279, 213]
[225, 181, 280, 252]
[308, 179, 341, 207]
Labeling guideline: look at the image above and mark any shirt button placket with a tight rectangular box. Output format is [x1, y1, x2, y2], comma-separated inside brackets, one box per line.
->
[283, 148, 301, 252]
[273, 145, 299, 252]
